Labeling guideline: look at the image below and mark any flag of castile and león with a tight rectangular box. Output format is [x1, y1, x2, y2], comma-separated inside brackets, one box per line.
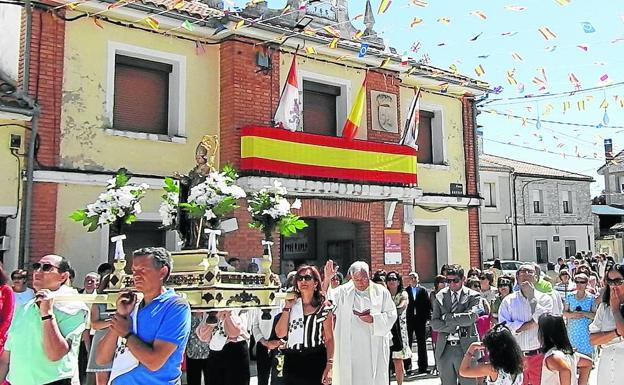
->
[341, 76, 367, 140]
[274, 55, 301, 132]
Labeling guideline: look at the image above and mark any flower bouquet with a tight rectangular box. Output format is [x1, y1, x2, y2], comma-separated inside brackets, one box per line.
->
[159, 177, 179, 229]
[179, 165, 246, 250]
[247, 181, 307, 248]
[70, 168, 148, 232]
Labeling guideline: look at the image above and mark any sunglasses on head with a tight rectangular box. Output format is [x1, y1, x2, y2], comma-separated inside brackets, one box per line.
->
[607, 278, 624, 286]
[297, 274, 314, 282]
[32, 262, 60, 272]
[574, 280, 588, 284]
[386, 276, 398, 282]
[447, 277, 462, 283]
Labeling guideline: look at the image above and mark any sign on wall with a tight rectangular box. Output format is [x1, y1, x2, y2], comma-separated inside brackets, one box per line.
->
[384, 229, 402, 264]
[371, 91, 399, 133]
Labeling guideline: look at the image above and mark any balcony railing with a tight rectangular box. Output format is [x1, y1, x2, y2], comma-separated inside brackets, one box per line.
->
[240, 126, 417, 186]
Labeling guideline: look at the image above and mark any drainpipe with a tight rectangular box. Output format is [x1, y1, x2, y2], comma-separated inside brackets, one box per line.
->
[21, 107, 39, 268]
[23, 0, 32, 94]
[511, 173, 519, 260]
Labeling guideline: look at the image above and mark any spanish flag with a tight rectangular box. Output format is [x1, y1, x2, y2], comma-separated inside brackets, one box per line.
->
[342, 76, 367, 140]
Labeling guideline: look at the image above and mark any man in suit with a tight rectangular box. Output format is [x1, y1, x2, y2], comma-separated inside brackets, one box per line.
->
[430, 265, 480, 385]
[405, 272, 431, 374]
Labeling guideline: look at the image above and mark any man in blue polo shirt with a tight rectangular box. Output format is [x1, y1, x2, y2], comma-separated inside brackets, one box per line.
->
[96, 247, 191, 385]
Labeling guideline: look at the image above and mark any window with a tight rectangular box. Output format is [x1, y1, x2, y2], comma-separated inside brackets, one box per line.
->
[562, 190, 573, 214]
[303, 81, 340, 136]
[108, 221, 167, 263]
[484, 182, 497, 208]
[417, 110, 435, 164]
[532, 189, 544, 213]
[485, 235, 499, 260]
[536, 240, 549, 264]
[106, 42, 186, 140]
[113, 55, 171, 135]
[564, 240, 577, 258]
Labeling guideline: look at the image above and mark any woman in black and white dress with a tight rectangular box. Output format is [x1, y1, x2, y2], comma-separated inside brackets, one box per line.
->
[275, 265, 334, 385]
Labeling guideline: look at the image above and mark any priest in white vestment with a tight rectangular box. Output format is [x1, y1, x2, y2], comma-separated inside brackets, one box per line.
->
[324, 261, 397, 385]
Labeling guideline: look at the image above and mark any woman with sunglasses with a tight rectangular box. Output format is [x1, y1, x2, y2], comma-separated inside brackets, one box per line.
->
[562, 273, 596, 358]
[459, 324, 524, 385]
[539, 314, 592, 385]
[490, 275, 514, 325]
[275, 265, 334, 385]
[589, 263, 624, 385]
[385, 271, 411, 385]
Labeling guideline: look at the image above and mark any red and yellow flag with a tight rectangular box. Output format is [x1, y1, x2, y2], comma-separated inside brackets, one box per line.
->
[342, 77, 367, 140]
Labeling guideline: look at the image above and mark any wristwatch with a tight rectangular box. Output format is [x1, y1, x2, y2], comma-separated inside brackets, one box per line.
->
[41, 314, 54, 321]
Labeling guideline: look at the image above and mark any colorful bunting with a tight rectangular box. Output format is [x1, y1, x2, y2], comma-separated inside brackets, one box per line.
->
[358, 43, 369, 58]
[577, 100, 585, 111]
[577, 44, 588, 51]
[538, 27, 557, 40]
[92, 16, 104, 29]
[182, 20, 194, 32]
[449, 64, 459, 75]
[323, 25, 340, 37]
[353, 13, 365, 20]
[470, 10, 487, 20]
[563, 101, 570, 113]
[544, 45, 557, 52]
[501, 31, 518, 37]
[568, 73, 580, 88]
[511, 52, 523, 62]
[581, 22, 596, 33]
[305, 46, 316, 54]
[171, 0, 185, 9]
[411, 0, 428, 6]
[328, 38, 339, 49]
[469, 32, 483, 41]
[234, 19, 244, 29]
[505, 5, 527, 11]
[474, 64, 485, 77]
[554, 0, 570, 6]
[410, 17, 423, 27]
[401, 55, 409, 66]
[600, 99, 609, 109]
[600, 74, 609, 82]
[438, 17, 451, 24]
[354, 30, 364, 39]
[439, 83, 449, 93]
[377, 0, 391, 14]
[381, 58, 391, 67]
[144, 16, 159, 30]
[195, 40, 206, 55]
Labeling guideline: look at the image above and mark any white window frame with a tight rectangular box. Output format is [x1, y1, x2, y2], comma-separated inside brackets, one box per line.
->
[417, 101, 447, 168]
[563, 238, 577, 258]
[485, 235, 499, 260]
[298, 70, 352, 137]
[561, 190, 573, 214]
[105, 41, 187, 142]
[531, 189, 544, 214]
[483, 182, 497, 208]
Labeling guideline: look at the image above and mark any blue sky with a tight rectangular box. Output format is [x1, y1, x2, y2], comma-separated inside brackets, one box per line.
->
[254, 0, 624, 195]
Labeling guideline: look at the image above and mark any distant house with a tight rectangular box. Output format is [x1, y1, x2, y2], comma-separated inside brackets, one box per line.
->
[479, 154, 594, 264]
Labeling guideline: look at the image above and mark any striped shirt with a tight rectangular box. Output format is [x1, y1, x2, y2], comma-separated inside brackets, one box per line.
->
[498, 290, 553, 351]
[290, 305, 332, 351]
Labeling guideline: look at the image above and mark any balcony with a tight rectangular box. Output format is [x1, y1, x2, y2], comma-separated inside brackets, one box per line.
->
[240, 126, 418, 186]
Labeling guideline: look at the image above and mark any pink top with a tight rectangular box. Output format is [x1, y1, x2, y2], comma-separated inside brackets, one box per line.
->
[0, 285, 14, 351]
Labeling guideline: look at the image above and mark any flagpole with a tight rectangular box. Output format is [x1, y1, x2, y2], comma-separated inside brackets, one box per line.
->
[271, 45, 300, 127]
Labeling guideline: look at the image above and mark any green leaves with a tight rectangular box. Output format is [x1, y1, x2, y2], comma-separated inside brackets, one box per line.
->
[179, 202, 205, 218]
[115, 168, 130, 188]
[278, 215, 308, 237]
[212, 196, 239, 217]
[69, 209, 87, 221]
[163, 177, 179, 194]
[70, 209, 99, 232]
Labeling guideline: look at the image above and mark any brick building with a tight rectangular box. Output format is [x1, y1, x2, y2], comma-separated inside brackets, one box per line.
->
[0, 0, 488, 281]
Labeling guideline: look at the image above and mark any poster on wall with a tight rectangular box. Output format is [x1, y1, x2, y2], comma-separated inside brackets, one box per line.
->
[384, 229, 402, 265]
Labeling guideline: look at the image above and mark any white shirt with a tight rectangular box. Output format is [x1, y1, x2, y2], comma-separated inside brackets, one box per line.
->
[540, 349, 579, 385]
[499, 289, 553, 351]
[13, 288, 34, 307]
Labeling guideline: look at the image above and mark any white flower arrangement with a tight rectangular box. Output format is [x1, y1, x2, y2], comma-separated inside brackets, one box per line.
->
[180, 165, 246, 224]
[248, 181, 307, 239]
[71, 168, 148, 231]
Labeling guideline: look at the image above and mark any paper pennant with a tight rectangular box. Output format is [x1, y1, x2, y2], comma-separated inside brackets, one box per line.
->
[474, 64, 485, 77]
[67, 2, 79, 10]
[329, 38, 339, 49]
[577, 44, 588, 51]
[554, 0, 570, 6]
[581, 22, 596, 33]
[501, 31, 518, 37]
[281, 5, 291, 14]
[438, 17, 451, 24]
[401, 55, 409, 66]
[470, 10, 487, 20]
[92, 16, 104, 29]
[538, 27, 557, 40]
[411, 42, 422, 52]
[506, 69, 517, 85]
[568, 73, 580, 88]
[107, 0, 126, 10]
[406, 67, 417, 75]
[511, 52, 523, 61]
[354, 30, 364, 39]
[234, 19, 245, 29]
[600, 74, 609, 82]
[213, 23, 227, 35]
[411, 0, 428, 6]
[381, 58, 391, 67]
[305, 46, 316, 54]
[182, 20, 194, 31]
[303, 28, 316, 36]
[377, 0, 391, 14]
[336, 55, 348, 61]
[578, 100, 585, 111]
[171, 0, 185, 9]
[505, 5, 527, 11]
[323, 26, 340, 37]
[563, 101, 570, 112]
[449, 64, 459, 74]
[600, 99, 609, 109]
[195, 40, 206, 55]
[410, 17, 423, 27]
[439, 83, 449, 93]
[470, 32, 483, 41]
[477, 54, 490, 59]
[145, 16, 159, 30]
[358, 43, 369, 58]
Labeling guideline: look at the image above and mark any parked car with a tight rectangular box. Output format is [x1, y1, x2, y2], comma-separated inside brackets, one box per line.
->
[483, 260, 545, 278]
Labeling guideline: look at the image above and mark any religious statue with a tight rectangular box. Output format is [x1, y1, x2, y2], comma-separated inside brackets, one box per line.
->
[175, 135, 219, 249]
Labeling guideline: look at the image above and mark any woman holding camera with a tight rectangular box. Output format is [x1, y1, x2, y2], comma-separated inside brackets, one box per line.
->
[563, 273, 596, 357]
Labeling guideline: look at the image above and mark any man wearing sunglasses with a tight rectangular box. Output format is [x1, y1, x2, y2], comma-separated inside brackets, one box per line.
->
[430, 265, 481, 385]
[0, 254, 88, 385]
[499, 263, 553, 385]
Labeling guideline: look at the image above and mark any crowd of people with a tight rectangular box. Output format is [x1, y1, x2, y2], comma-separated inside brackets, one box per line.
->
[0, 248, 622, 385]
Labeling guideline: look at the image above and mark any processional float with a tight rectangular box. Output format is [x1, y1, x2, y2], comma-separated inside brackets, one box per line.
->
[66, 135, 305, 312]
